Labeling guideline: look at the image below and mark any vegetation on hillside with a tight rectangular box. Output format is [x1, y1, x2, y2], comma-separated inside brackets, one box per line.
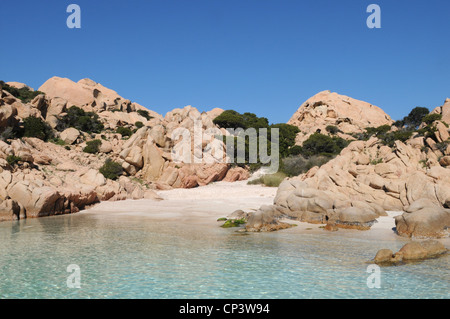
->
[57, 106, 104, 133]
[23, 116, 54, 141]
[83, 139, 102, 154]
[137, 109, 153, 121]
[99, 158, 123, 180]
[0, 81, 43, 103]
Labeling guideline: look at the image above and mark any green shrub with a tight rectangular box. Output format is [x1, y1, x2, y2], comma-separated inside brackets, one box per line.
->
[6, 155, 22, 167]
[49, 138, 65, 146]
[64, 146, 71, 150]
[247, 172, 287, 187]
[370, 158, 383, 165]
[99, 158, 123, 180]
[135, 121, 144, 129]
[300, 133, 348, 157]
[325, 125, 340, 134]
[23, 116, 54, 141]
[57, 106, 104, 133]
[0, 127, 19, 142]
[83, 139, 102, 154]
[0, 81, 43, 103]
[416, 123, 438, 140]
[422, 113, 442, 125]
[288, 145, 303, 156]
[281, 155, 331, 177]
[365, 125, 391, 137]
[435, 141, 449, 154]
[380, 130, 414, 147]
[137, 110, 153, 121]
[116, 126, 133, 137]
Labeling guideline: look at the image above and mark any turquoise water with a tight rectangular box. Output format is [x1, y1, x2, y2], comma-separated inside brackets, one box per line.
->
[0, 212, 448, 299]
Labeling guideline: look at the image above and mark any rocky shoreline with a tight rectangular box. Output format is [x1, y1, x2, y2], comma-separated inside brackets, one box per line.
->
[1, 78, 449, 263]
[0, 78, 248, 222]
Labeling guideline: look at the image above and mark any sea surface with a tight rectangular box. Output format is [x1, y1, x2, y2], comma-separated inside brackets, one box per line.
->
[0, 211, 448, 299]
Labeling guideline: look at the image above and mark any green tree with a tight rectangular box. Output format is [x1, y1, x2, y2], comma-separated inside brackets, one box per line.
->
[213, 110, 249, 129]
[403, 107, 429, 128]
[269, 123, 300, 158]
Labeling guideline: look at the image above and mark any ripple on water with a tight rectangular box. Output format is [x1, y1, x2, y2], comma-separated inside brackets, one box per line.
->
[0, 213, 448, 299]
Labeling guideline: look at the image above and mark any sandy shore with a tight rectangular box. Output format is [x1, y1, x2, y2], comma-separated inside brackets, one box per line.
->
[82, 181, 449, 245]
[84, 181, 277, 225]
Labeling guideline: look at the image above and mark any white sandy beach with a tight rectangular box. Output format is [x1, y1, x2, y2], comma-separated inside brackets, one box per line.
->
[82, 181, 449, 246]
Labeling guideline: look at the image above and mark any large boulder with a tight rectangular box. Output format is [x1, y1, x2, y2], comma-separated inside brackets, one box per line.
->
[38, 77, 120, 109]
[60, 127, 80, 145]
[0, 91, 19, 129]
[441, 98, 450, 124]
[245, 205, 293, 232]
[329, 206, 378, 230]
[395, 199, 450, 238]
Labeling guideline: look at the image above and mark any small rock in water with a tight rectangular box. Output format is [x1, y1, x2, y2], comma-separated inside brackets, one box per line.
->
[373, 240, 448, 266]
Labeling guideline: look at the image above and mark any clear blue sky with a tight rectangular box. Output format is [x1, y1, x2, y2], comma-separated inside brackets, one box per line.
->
[1, 0, 449, 123]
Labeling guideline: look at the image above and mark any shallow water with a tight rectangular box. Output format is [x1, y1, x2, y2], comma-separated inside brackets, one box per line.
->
[0, 212, 448, 299]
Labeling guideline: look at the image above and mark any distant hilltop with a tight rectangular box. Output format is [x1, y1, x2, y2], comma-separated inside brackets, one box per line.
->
[288, 90, 393, 145]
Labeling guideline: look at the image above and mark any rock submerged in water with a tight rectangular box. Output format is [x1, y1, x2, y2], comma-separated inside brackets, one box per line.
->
[373, 240, 448, 265]
[244, 205, 295, 232]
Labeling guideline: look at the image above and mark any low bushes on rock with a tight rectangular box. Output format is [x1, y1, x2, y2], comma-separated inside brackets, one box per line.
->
[116, 126, 133, 137]
[137, 110, 153, 121]
[247, 172, 287, 187]
[99, 158, 123, 180]
[0, 81, 43, 103]
[23, 116, 54, 141]
[281, 154, 331, 176]
[83, 139, 102, 154]
[6, 155, 22, 167]
[300, 133, 348, 157]
[57, 106, 104, 134]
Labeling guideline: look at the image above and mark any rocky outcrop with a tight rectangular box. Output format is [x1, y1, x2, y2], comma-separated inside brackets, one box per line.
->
[441, 98, 450, 124]
[0, 90, 19, 129]
[288, 91, 393, 145]
[373, 240, 448, 265]
[394, 199, 450, 238]
[0, 136, 163, 222]
[0, 77, 249, 222]
[242, 127, 450, 234]
[38, 76, 163, 128]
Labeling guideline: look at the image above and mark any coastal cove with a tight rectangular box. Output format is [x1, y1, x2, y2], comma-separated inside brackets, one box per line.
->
[0, 182, 448, 299]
